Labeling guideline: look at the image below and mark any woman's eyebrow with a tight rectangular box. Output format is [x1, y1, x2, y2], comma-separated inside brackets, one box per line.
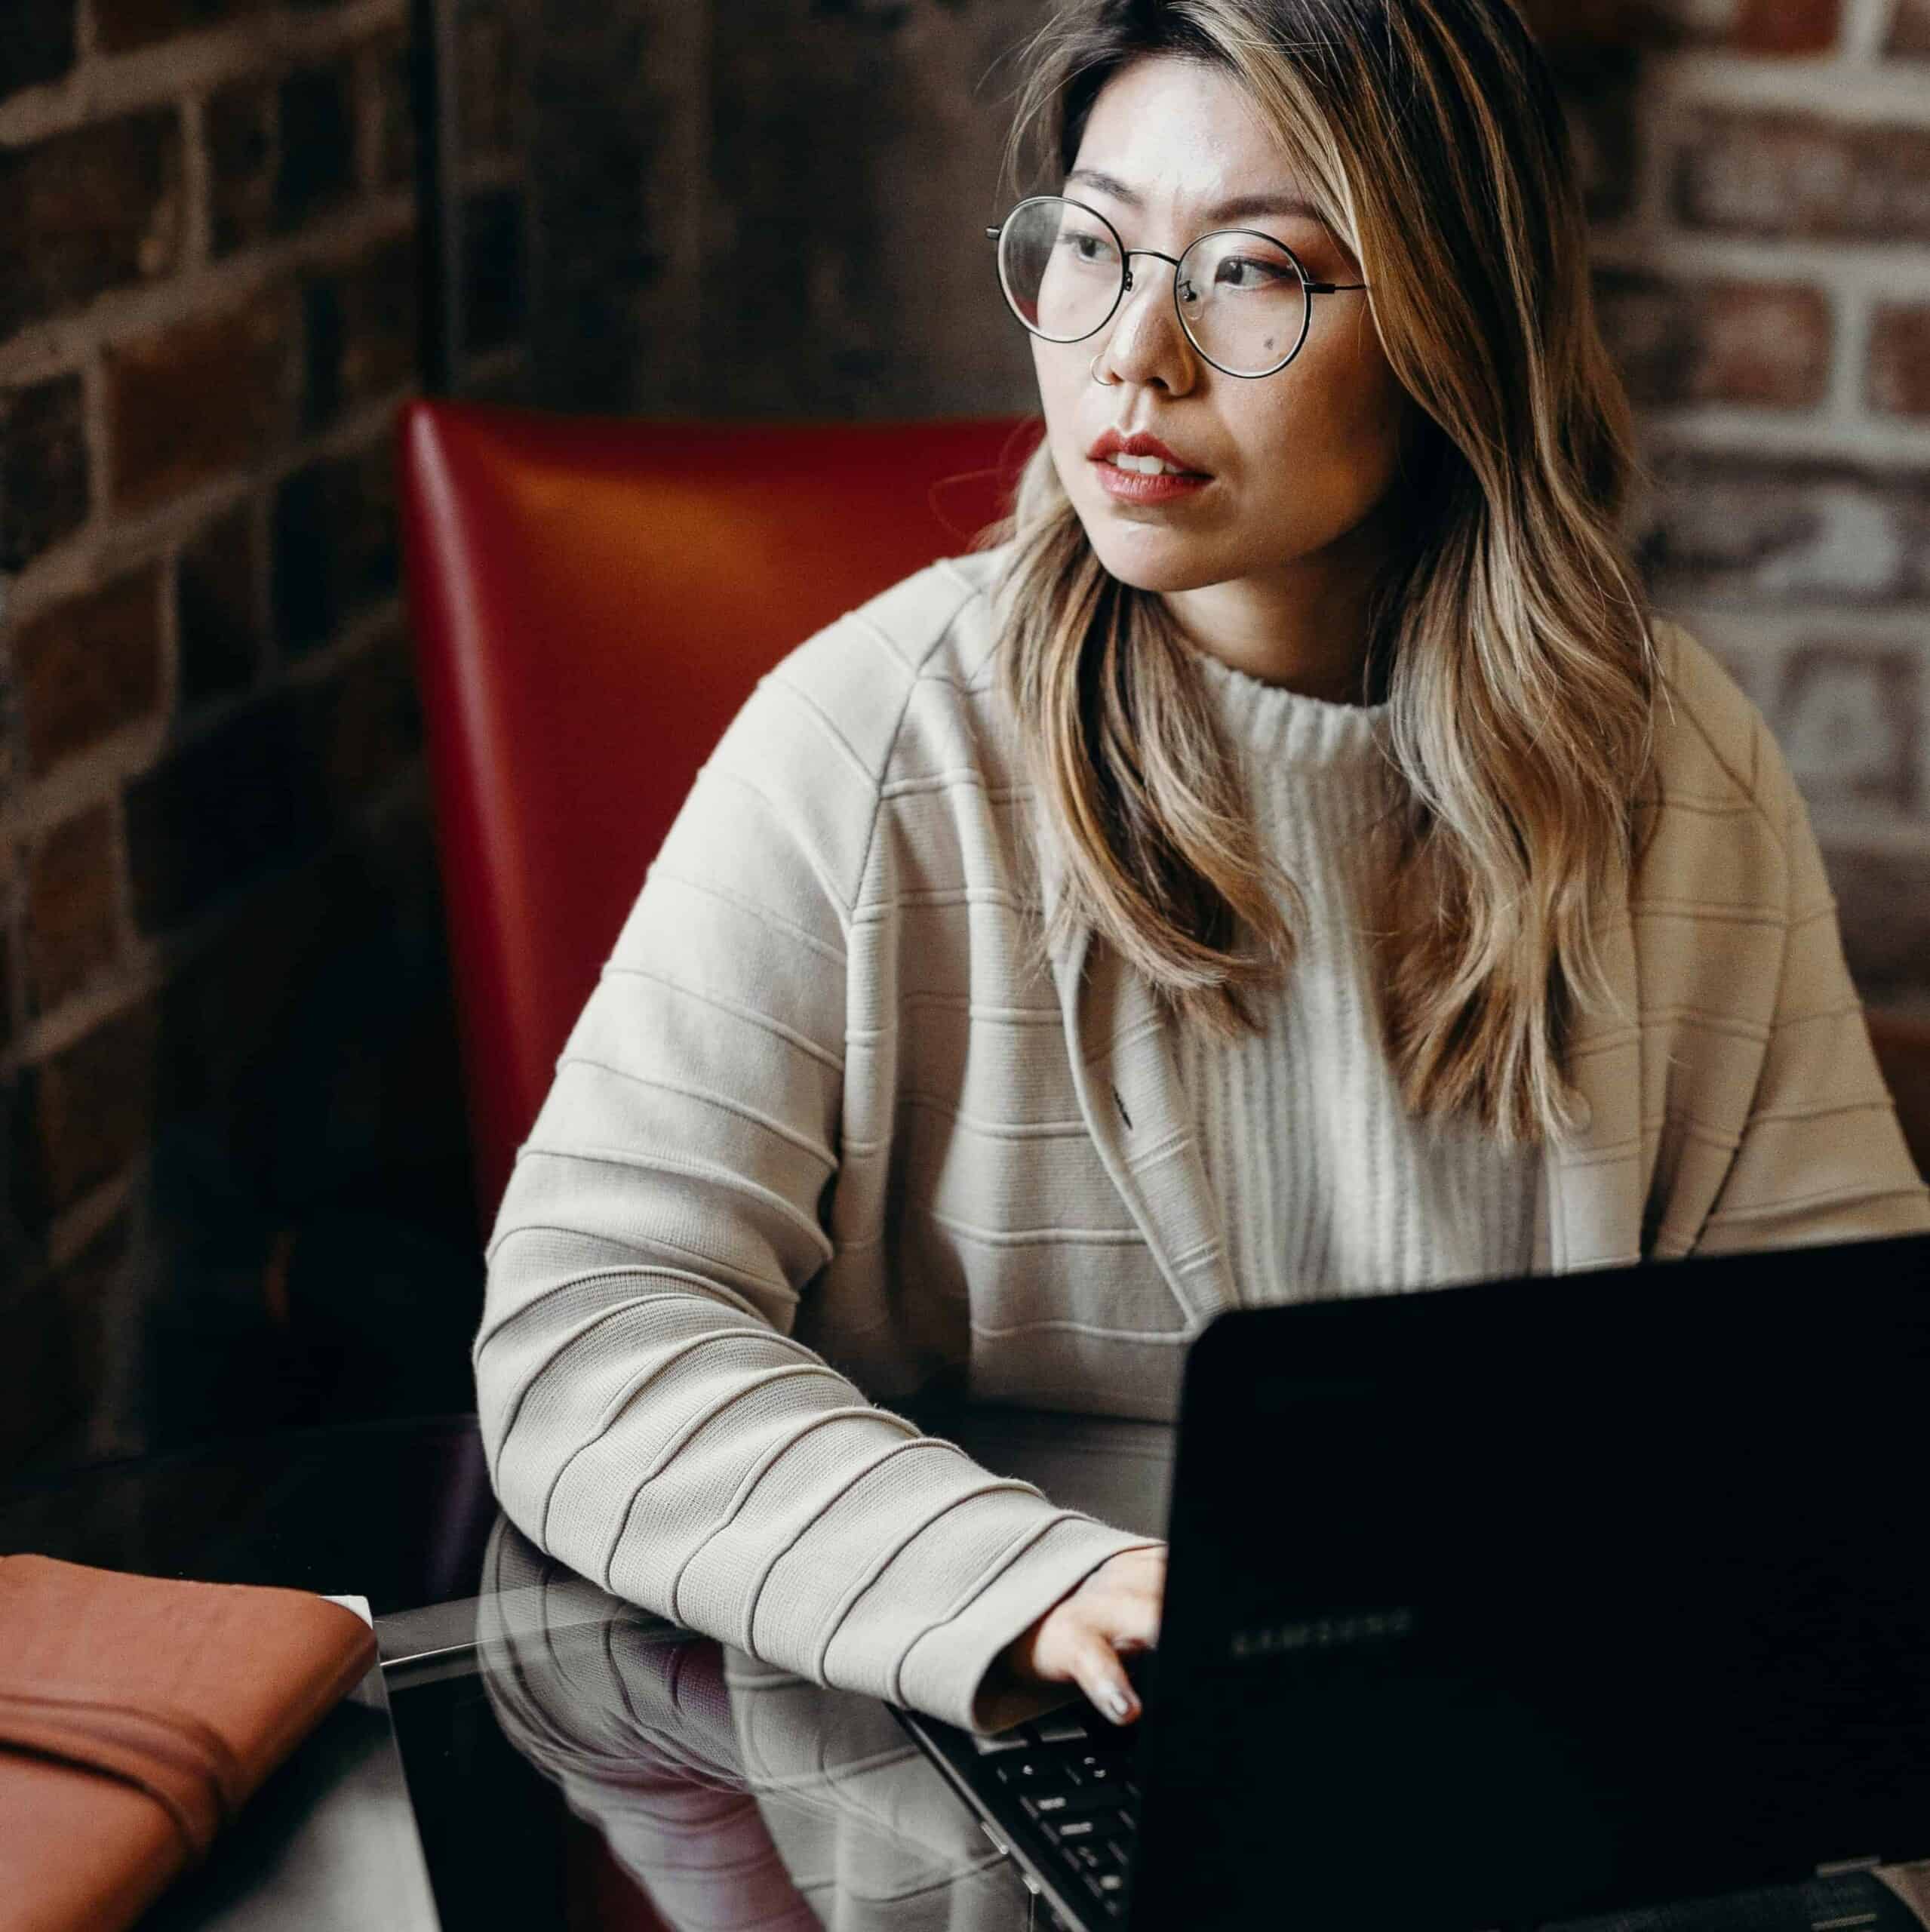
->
[1063, 166, 1322, 226]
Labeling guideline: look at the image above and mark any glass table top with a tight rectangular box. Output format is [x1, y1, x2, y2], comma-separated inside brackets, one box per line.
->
[3, 1414, 1927, 1932]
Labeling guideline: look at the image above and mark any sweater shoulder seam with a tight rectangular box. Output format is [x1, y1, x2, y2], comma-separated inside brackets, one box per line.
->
[1652, 621, 1790, 868]
[850, 565, 993, 908]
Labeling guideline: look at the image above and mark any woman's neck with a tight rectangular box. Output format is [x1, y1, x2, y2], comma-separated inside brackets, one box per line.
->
[1158, 512, 1394, 706]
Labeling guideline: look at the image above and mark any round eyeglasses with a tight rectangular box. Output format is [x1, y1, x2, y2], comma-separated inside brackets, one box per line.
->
[985, 194, 1369, 380]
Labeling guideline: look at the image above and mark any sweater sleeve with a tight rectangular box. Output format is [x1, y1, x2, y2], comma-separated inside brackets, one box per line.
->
[1692, 724, 1930, 1254]
[473, 658, 1159, 1734]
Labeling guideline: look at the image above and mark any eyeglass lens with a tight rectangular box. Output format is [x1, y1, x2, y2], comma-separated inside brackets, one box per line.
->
[996, 196, 1310, 377]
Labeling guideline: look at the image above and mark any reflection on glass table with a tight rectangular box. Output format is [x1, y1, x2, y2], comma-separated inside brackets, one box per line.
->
[469, 1513, 1930, 1932]
[474, 1515, 1040, 1930]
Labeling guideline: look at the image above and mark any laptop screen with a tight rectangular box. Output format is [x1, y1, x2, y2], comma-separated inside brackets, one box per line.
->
[1134, 1230, 1930, 1931]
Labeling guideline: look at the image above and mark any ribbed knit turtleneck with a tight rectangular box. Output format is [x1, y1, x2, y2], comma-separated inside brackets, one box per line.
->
[1172, 643, 1541, 1304]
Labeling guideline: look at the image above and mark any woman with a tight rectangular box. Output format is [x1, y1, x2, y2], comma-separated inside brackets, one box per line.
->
[475, 0, 1930, 1743]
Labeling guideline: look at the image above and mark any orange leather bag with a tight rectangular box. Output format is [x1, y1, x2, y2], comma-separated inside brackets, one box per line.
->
[0, 1555, 377, 1932]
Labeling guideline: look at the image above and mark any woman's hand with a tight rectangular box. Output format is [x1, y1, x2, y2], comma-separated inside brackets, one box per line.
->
[999, 1546, 1167, 1726]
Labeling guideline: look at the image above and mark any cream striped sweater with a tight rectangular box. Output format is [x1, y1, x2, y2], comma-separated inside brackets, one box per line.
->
[1174, 645, 1541, 1303]
[475, 544, 1930, 1736]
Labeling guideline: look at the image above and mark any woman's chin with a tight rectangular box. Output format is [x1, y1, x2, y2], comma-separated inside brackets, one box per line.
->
[1083, 522, 1228, 594]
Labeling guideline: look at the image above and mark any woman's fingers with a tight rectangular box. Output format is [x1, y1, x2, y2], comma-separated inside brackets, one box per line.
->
[1069, 1627, 1139, 1724]
[1019, 1546, 1168, 1725]
[1105, 1567, 1164, 1654]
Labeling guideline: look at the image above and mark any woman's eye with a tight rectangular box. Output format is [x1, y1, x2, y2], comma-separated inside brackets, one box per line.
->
[1060, 234, 1117, 267]
[1215, 257, 1293, 291]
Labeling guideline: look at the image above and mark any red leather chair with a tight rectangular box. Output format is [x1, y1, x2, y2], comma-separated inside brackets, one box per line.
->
[395, 398, 1930, 1225]
[397, 401, 1038, 1223]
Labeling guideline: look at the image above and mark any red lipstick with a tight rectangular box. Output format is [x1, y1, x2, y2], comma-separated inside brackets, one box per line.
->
[1086, 426, 1214, 506]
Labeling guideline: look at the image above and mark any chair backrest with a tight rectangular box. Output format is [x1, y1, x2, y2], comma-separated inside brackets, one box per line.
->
[397, 400, 1037, 1221]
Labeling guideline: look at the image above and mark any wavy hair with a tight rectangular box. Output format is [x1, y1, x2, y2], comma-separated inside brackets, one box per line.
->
[981, 0, 1658, 1148]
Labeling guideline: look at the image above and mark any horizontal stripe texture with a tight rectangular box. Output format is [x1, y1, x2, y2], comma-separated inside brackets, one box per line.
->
[477, 543, 1929, 1733]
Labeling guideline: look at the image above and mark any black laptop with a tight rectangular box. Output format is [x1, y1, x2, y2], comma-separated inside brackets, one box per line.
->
[893, 1229, 1930, 1932]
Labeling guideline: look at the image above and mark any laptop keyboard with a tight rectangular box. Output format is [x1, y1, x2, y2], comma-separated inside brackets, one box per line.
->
[970, 1709, 1142, 1920]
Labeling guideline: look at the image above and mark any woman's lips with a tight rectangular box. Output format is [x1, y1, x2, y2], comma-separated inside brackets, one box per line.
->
[1093, 458, 1214, 505]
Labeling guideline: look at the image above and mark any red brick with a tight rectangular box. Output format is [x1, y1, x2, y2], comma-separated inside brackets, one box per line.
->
[1595, 271, 1830, 409]
[25, 804, 122, 1014]
[152, 857, 336, 1120]
[1525, 0, 1839, 48]
[0, 1214, 127, 1472]
[1869, 303, 1930, 420]
[106, 289, 300, 512]
[272, 436, 400, 653]
[93, 0, 264, 55]
[1890, 0, 1930, 57]
[301, 231, 419, 429]
[1520, 1, 1692, 48]
[1776, 643, 1920, 814]
[311, 623, 422, 812]
[123, 631, 421, 941]
[1675, 112, 1930, 242]
[1545, 50, 1643, 223]
[206, 79, 277, 259]
[32, 998, 159, 1216]
[1637, 457, 1930, 605]
[177, 504, 263, 705]
[15, 567, 164, 776]
[1, 373, 89, 571]
[1732, 0, 1840, 53]
[276, 63, 357, 233]
[123, 691, 333, 934]
[0, 112, 185, 337]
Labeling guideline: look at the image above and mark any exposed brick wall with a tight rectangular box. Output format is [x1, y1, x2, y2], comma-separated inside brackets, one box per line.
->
[8, 0, 1919, 1465]
[0, 0, 517, 1472]
[1557, 0, 1930, 1011]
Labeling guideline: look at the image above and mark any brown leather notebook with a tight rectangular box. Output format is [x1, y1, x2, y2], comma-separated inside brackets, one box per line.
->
[0, 1554, 379, 1932]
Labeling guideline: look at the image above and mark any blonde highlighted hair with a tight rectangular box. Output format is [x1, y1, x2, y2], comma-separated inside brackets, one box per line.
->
[982, 0, 1658, 1148]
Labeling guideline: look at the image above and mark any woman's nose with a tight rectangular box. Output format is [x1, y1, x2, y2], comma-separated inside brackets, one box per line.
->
[1099, 257, 1200, 391]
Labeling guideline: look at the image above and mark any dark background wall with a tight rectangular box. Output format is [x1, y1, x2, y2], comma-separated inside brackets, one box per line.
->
[0, 0, 534, 1472]
[1, 0, 1925, 1476]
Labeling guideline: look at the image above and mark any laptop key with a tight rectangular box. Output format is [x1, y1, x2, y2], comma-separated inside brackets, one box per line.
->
[996, 1758, 1079, 1792]
[1053, 1786, 1128, 1815]
[969, 1729, 1030, 1755]
[1022, 1792, 1076, 1820]
[1036, 1716, 1089, 1743]
[1042, 1816, 1099, 1844]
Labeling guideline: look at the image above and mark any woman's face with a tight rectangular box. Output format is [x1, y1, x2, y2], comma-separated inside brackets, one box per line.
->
[1032, 56, 1415, 600]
